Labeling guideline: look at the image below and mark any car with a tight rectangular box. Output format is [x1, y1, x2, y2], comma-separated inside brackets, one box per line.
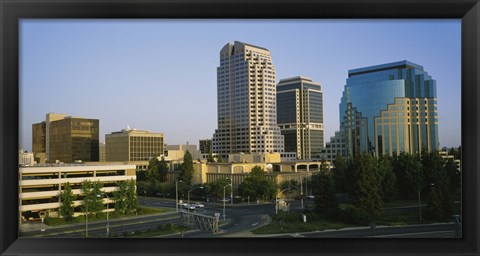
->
[306, 195, 315, 199]
[219, 198, 231, 202]
[182, 204, 196, 210]
[193, 202, 204, 208]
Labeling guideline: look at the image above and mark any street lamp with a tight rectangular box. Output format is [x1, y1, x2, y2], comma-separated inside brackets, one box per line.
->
[223, 183, 232, 220]
[418, 183, 434, 222]
[300, 178, 304, 209]
[85, 199, 88, 238]
[187, 186, 204, 209]
[230, 176, 233, 206]
[175, 178, 183, 213]
[275, 185, 300, 215]
[96, 193, 110, 237]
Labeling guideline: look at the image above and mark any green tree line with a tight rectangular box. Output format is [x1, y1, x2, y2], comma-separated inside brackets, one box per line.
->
[310, 150, 460, 224]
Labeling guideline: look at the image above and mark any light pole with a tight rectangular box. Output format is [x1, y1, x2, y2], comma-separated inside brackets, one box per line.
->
[85, 200, 88, 238]
[418, 183, 434, 222]
[223, 183, 232, 220]
[187, 186, 204, 208]
[300, 178, 304, 209]
[276, 185, 300, 214]
[305, 176, 308, 197]
[230, 176, 233, 206]
[96, 193, 109, 237]
[176, 178, 183, 213]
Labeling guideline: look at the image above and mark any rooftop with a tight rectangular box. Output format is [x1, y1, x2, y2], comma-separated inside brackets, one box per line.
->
[348, 60, 424, 77]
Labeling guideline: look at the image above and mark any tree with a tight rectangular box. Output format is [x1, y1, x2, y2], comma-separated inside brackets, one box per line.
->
[81, 180, 105, 218]
[180, 150, 194, 185]
[238, 166, 277, 201]
[444, 158, 461, 194]
[311, 171, 338, 215]
[393, 153, 423, 199]
[375, 156, 397, 202]
[205, 179, 231, 200]
[113, 180, 128, 214]
[58, 182, 76, 221]
[422, 151, 454, 222]
[126, 179, 139, 214]
[146, 157, 160, 182]
[158, 156, 169, 182]
[351, 154, 383, 221]
[156, 182, 175, 198]
[320, 158, 329, 172]
[279, 180, 300, 199]
[332, 154, 348, 193]
[206, 153, 215, 163]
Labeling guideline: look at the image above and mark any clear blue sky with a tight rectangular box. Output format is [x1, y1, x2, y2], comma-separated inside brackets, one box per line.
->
[19, 19, 461, 151]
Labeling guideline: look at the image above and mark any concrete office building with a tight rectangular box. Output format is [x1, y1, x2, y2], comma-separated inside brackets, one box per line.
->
[212, 41, 284, 160]
[277, 76, 324, 160]
[99, 142, 106, 162]
[105, 128, 164, 162]
[339, 60, 439, 157]
[19, 149, 35, 166]
[320, 131, 347, 163]
[32, 113, 99, 163]
[19, 164, 136, 222]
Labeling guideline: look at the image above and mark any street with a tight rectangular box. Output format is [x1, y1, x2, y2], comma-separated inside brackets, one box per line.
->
[20, 197, 460, 238]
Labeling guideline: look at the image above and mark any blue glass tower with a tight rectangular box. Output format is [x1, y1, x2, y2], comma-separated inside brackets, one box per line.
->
[340, 60, 439, 156]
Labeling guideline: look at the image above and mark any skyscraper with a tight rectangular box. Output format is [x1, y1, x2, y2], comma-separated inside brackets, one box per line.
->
[339, 60, 439, 157]
[277, 76, 324, 160]
[32, 113, 99, 163]
[212, 41, 284, 159]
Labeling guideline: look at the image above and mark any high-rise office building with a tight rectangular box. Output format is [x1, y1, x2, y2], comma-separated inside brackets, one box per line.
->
[339, 60, 439, 157]
[105, 128, 164, 162]
[32, 122, 46, 154]
[32, 113, 99, 163]
[212, 41, 284, 159]
[199, 139, 213, 154]
[277, 76, 324, 160]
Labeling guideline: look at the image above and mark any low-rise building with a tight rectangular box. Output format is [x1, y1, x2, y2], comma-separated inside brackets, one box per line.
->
[19, 163, 136, 223]
[19, 149, 35, 166]
[105, 128, 164, 162]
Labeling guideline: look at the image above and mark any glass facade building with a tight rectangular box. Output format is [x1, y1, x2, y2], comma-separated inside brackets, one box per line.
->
[277, 76, 324, 160]
[212, 41, 284, 159]
[339, 60, 439, 156]
[32, 113, 99, 163]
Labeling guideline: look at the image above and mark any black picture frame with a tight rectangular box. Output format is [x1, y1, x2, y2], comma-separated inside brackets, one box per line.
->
[1, 0, 479, 255]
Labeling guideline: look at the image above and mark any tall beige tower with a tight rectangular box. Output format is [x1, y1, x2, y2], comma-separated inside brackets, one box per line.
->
[212, 41, 284, 160]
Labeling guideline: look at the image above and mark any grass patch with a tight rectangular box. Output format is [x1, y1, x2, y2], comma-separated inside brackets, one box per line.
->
[252, 212, 349, 234]
[253, 201, 457, 235]
[124, 224, 194, 238]
[376, 209, 420, 226]
[44, 206, 171, 226]
[253, 219, 348, 234]
[383, 200, 419, 208]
